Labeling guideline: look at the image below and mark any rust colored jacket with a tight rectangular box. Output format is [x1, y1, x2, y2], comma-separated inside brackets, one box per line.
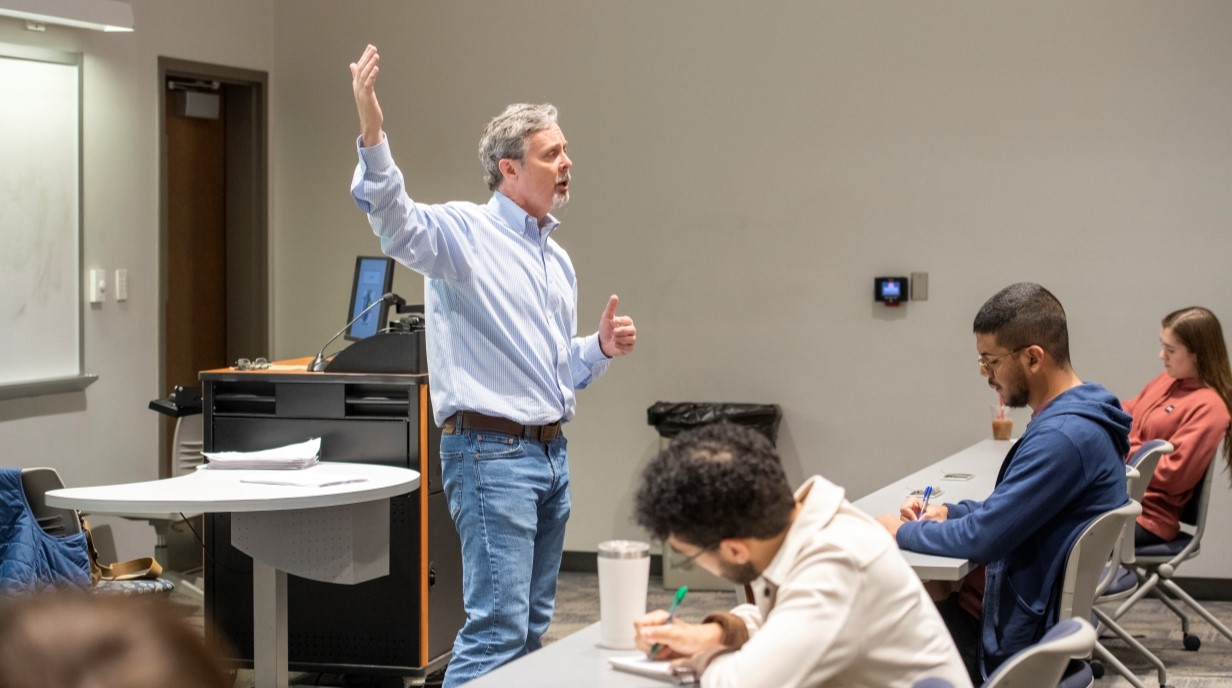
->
[1124, 373, 1230, 541]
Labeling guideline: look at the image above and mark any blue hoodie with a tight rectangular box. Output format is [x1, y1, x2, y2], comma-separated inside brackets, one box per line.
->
[896, 382, 1130, 676]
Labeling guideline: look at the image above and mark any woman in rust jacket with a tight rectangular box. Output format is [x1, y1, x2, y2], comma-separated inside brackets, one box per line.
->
[1123, 306, 1232, 546]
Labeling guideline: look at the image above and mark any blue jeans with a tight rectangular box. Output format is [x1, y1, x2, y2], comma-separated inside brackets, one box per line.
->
[439, 429, 570, 687]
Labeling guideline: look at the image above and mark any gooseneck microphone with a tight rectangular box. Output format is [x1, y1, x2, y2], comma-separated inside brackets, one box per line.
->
[308, 292, 401, 372]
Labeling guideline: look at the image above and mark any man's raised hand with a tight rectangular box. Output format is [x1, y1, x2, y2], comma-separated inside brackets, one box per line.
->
[350, 44, 385, 148]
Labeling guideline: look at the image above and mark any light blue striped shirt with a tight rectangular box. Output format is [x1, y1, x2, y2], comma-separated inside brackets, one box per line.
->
[351, 136, 611, 427]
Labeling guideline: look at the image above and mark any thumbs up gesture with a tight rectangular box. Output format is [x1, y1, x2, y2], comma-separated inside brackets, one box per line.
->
[598, 295, 637, 358]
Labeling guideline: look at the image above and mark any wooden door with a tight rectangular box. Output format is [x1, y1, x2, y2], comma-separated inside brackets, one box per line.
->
[163, 86, 227, 469]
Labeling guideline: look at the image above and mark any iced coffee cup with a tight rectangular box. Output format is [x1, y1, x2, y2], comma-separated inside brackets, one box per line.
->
[990, 403, 1013, 440]
[992, 416, 1013, 440]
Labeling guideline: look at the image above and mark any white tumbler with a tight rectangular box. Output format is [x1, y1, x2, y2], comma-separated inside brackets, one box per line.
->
[597, 540, 651, 649]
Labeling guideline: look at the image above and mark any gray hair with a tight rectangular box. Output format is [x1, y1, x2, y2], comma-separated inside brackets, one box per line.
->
[478, 103, 559, 191]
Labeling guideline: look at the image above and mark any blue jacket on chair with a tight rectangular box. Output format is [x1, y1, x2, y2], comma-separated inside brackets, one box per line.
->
[0, 468, 91, 593]
[896, 383, 1131, 677]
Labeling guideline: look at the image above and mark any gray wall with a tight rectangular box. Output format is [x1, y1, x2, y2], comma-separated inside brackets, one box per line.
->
[1, 1, 1229, 576]
[271, 1, 1232, 576]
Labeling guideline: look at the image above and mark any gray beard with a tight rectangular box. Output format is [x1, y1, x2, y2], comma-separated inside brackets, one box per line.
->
[552, 190, 570, 210]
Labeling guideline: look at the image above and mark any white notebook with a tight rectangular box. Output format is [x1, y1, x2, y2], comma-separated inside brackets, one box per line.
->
[609, 656, 698, 684]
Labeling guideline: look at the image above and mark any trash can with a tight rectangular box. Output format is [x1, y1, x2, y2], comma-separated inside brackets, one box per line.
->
[647, 402, 782, 590]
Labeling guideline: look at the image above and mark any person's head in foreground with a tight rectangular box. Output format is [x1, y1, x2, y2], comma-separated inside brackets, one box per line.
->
[635, 421, 793, 585]
[0, 591, 233, 688]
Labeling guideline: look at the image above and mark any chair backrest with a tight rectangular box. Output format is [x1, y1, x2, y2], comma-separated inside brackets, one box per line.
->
[1125, 439, 1172, 502]
[1133, 442, 1221, 568]
[1057, 500, 1141, 623]
[1119, 440, 1172, 566]
[19, 467, 81, 536]
[981, 618, 1098, 688]
[172, 414, 206, 475]
[1180, 445, 1218, 530]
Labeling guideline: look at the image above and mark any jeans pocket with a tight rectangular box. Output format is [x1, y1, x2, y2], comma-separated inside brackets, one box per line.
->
[472, 434, 528, 460]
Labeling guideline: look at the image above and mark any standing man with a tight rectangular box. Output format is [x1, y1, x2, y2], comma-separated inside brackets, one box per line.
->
[633, 422, 972, 687]
[348, 45, 637, 686]
[878, 282, 1129, 684]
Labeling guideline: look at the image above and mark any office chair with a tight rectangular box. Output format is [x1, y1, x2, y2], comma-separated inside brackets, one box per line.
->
[138, 413, 205, 564]
[1113, 449, 1232, 653]
[981, 618, 1098, 688]
[1089, 441, 1172, 686]
[19, 467, 174, 596]
[1055, 499, 1142, 688]
[103, 413, 205, 599]
[910, 619, 1098, 688]
[20, 467, 83, 538]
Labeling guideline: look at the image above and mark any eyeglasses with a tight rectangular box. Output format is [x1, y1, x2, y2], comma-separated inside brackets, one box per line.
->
[668, 543, 718, 571]
[977, 346, 1027, 373]
[233, 357, 270, 371]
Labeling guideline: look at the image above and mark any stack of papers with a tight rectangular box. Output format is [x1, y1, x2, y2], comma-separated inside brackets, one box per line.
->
[203, 437, 321, 470]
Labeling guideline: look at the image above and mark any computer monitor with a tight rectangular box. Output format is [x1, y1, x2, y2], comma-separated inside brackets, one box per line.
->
[344, 256, 395, 341]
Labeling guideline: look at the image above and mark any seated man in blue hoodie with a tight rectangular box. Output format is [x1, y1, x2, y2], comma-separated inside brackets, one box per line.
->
[878, 282, 1130, 685]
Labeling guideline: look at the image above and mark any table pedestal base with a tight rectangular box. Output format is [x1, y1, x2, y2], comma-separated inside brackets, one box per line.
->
[232, 500, 393, 688]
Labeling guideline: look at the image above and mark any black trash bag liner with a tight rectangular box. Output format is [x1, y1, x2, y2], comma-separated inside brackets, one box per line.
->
[646, 402, 782, 446]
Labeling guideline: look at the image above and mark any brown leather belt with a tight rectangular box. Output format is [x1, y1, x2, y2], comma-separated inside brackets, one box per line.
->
[442, 411, 562, 443]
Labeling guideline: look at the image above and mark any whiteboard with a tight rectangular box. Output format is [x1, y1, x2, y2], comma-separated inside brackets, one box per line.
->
[0, 44, 93, 399]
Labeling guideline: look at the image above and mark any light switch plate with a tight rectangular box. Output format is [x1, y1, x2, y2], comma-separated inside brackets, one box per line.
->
[910, 271, 929, 301]
[115, 269, 128, 301]
[88, 269, 106, 304]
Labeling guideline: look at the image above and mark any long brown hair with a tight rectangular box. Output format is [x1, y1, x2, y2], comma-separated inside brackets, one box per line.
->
[1163, 306, 1232, 479]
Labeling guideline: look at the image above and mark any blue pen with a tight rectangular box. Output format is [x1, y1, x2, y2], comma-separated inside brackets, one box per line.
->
[918, 485, 933, 520]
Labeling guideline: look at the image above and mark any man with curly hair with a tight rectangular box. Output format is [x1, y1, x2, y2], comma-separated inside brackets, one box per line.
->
[632, 422, 970, 688]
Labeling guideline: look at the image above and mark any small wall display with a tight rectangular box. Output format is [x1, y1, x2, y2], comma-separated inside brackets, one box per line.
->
[874, 276, 909, 306]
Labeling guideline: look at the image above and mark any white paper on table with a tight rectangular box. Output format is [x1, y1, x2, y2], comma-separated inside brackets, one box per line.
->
[203, 437, 322, 469]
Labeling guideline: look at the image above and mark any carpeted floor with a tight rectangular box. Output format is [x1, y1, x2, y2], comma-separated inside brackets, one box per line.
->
[204, 570, 1232, 687]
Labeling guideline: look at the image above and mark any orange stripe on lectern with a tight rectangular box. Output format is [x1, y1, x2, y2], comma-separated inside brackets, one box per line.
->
[419, 383, 430, 663]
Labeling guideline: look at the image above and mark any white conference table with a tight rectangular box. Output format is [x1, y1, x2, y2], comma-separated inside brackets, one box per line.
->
[46, 462, 420, 688]
[461, 439, 1016, 687]
[852, 437, 1012, 580]
[467, 622, 672, 688]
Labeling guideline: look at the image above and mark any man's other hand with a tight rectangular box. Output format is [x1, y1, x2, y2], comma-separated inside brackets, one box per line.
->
[599, 294, 637, 357]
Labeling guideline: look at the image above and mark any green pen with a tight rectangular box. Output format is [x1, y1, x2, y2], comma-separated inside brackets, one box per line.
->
[648, 585, 689, 659]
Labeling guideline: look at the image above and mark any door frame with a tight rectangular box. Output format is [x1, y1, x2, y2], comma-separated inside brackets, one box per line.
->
[158, 57, 269, 477]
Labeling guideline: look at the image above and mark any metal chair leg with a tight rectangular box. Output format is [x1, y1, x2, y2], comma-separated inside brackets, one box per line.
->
[1156, 580, 1232, 644]
[1093, 607, 1168, 687]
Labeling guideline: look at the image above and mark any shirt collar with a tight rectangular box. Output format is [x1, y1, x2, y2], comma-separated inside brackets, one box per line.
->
[758, 476, 845, 589]
[489, 191, 560, 242]
[1168, 374, 1207, 391]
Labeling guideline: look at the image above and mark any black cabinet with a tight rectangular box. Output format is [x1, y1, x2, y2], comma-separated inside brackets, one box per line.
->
[200, 364, 463, 681]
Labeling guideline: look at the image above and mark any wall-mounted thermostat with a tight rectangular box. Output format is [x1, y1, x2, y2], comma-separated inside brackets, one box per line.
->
[874, 276, 909, 306]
